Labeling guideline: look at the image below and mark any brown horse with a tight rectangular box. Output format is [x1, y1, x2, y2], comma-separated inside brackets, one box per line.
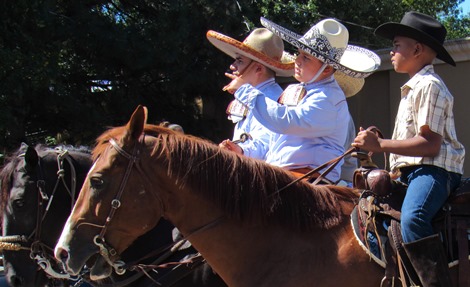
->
[54, 105, 386, 286]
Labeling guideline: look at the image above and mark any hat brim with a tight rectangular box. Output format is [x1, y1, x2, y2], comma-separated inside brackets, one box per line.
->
[206, 30, 295, 77]
[334, 71, 365, 98]
[374, 23, 456, 66]
[260, 17, 381, 79]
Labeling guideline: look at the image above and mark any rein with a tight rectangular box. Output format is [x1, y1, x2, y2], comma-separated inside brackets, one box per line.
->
[273, 125, 385, 196]
[272, 146, 358, 196]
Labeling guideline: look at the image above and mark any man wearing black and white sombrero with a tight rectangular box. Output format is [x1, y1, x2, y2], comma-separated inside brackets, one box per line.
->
[224, 17, 380, 183]
[207, 28, 295, 159]
[353, 11, 464, 286]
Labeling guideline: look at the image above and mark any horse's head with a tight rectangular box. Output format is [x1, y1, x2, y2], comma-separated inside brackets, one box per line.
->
[0, 143, 92, 287]
[55, 105, 167, 280]
[1, 144, 49, 287]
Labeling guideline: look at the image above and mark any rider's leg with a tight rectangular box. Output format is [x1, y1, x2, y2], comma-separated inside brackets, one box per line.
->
[399, 165, 460, 287]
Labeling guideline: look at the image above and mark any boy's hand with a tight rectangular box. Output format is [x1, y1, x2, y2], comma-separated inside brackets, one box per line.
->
[222, 61, 255, 94]
[352, 127, 382, 152]
[222, 73, 247, 94]
[219, 139, 243, 155]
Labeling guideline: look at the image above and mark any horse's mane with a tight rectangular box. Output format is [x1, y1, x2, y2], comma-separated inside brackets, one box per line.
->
[94, 125, 359, 232]
[0, 144, 91, 223]
[0, 144, 27, 221]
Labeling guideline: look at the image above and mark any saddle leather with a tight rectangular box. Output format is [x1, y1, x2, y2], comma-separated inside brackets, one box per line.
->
[448, 178, 470, 205]
[354, 162, 470, 287]
[354, 168, 393, 197]
[352, 151, 394, 197]
[351, 127, 470, 286]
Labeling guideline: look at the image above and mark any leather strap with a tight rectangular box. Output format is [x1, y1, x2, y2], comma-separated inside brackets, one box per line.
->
[456, 219, 470, 287]
[273, 147, 357, 196]
[364, 126, 388, 170]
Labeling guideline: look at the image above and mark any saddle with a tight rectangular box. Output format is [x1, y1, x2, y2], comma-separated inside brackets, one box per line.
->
[352, 152, 470, 287]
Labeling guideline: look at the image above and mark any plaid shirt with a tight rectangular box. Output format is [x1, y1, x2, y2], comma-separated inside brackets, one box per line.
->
[390, 65, 465, 174]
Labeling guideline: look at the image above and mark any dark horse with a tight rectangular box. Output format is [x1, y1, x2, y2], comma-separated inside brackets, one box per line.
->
[0, 143, 92, 286]
[54, 105, 391, 286]
[0, 143, 225, 287]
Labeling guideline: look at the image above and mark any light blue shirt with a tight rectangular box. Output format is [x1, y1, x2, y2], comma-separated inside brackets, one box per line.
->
[234, 75, 350, 182]
[340, 114, 358, 185]
[233, 78, 283, 160]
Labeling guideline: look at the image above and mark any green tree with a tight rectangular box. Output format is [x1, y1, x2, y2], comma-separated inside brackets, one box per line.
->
[0, 0, 468, 152]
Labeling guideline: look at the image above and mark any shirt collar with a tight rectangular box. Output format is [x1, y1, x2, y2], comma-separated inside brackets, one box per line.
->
[400, 64, 434, 98]
[255, 78, 276, 90]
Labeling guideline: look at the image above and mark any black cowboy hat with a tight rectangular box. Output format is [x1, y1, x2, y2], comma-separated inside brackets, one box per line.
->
[374, 11, 455, 66]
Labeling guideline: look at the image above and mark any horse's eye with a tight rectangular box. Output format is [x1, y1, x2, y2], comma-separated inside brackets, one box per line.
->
[90, 177, 104, 189]
[13, 199, 25, 208]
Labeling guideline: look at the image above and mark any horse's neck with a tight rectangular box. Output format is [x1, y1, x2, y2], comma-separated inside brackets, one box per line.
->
[163, 189, 351, 287]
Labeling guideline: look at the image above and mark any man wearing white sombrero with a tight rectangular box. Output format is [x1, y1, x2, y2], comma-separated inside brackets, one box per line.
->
[207, 28, 294, 159]
[225, 17, 380, 183]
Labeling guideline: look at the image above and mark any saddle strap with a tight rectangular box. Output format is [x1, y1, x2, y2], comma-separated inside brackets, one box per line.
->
[389, 220, 420, 286]
[396, 252, 407, 287]
[456, 220, 470, 287]
[382, 238, 400, 287]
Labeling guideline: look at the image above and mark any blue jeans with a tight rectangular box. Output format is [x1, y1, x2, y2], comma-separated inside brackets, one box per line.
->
[399, 165, 461, 243]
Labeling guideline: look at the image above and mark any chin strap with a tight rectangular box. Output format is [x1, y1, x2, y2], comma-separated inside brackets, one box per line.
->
[303, 63, 327, 85]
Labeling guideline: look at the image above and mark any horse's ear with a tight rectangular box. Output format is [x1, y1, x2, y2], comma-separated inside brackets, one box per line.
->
[19, 142, 29, 154]
[24, 146, 39, 171]
[125, 105, 148, 141]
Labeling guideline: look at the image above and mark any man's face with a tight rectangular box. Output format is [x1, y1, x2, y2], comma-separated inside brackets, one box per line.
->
[294, 50, 324, 82]
[230, 54, 253, 76]
[390, 36, 418, 74]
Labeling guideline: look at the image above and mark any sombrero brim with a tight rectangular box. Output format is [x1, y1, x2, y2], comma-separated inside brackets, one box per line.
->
[374, 23, 455, 66]
[206, 30, 295, 77]
[260, 17, 381, 79]
[334, 71, 365, 98]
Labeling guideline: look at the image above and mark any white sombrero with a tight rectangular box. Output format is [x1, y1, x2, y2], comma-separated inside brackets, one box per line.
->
[260, 17, 381, 79]
[206, 28, 295, 77]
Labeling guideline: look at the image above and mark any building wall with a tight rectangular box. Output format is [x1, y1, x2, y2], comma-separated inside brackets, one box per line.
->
[347, 37, 470, 175]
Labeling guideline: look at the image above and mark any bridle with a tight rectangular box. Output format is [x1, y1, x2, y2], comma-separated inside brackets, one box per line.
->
[0, 148, 81, 280]
[88, 134, 224, 277]
[88, 137, 145, 275]
[87, 134, 167, 275]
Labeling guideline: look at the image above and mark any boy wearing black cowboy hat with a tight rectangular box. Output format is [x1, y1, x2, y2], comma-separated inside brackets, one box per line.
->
[353, 11, 465, 286]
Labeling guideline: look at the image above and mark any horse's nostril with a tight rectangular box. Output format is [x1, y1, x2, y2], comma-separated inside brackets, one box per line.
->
[56, 247, 69, 263]
[9, 274, 23, 287]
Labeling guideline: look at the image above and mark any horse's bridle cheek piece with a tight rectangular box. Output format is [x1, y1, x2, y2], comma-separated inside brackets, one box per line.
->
[89, 135, 165, 275]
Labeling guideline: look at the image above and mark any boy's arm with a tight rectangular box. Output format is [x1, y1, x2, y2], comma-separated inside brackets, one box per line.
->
[352, 125, 442, 157]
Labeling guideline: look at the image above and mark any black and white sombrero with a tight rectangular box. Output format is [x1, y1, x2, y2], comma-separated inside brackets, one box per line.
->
[260, 17, 381, 79]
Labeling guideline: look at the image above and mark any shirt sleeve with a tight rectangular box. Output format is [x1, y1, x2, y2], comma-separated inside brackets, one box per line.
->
[234, 84, 341, 137]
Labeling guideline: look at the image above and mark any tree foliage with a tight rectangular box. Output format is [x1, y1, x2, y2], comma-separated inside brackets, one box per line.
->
[0, 0, 468, 153]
